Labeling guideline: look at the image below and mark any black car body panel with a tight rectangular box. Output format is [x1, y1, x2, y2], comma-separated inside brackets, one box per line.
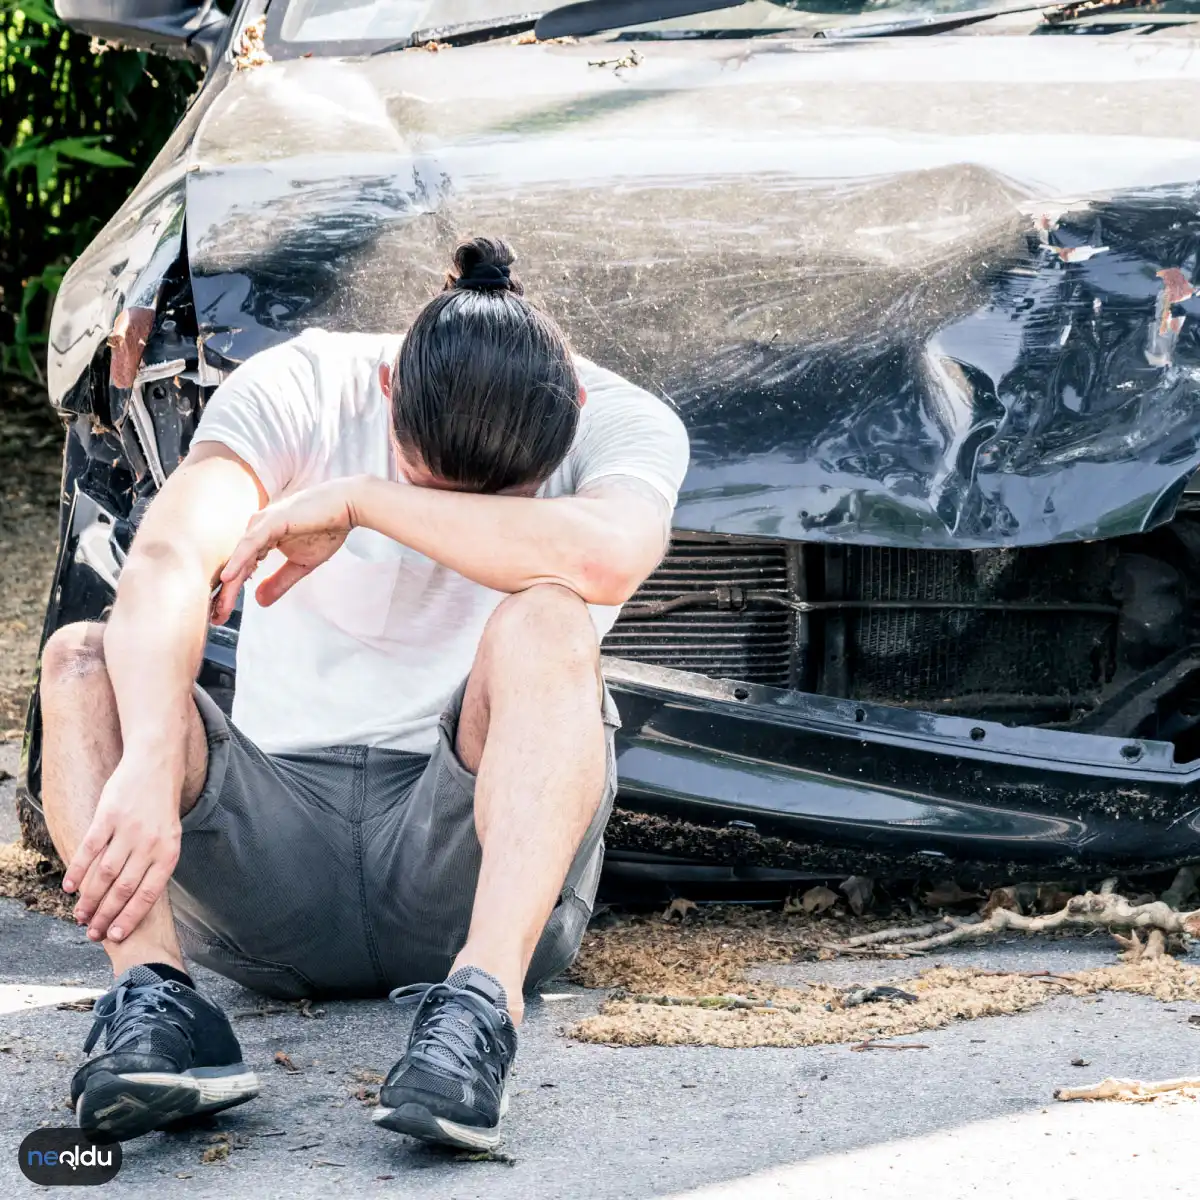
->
[22, 25, 1200, 879]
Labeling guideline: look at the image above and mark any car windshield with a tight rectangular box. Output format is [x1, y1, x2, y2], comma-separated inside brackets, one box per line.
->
[275, 0, 516, 42]
[266, 0, 1200, 50]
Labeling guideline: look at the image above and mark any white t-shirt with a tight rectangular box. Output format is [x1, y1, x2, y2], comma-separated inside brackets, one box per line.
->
[192, 328, 690, 755]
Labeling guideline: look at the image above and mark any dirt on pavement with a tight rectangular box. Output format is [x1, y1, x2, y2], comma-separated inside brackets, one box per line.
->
[0, 385, 61, 731]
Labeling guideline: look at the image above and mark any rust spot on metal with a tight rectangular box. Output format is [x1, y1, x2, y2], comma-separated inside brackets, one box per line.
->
[106, 306, 155, 389]
[1049, 244, 1108, 263]
[1156, 267, 1194, 337]
[1157, 267, 1195, 307]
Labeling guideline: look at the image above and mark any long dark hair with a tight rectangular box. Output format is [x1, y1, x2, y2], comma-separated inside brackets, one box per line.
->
[391, 236, 580, 492]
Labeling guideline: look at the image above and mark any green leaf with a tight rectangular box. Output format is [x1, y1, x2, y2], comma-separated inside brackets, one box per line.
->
[35, 147, 55, 191]
[1, 133, 43, 174]
[8, 0, 60, 26]
[54, 136, 133, 169]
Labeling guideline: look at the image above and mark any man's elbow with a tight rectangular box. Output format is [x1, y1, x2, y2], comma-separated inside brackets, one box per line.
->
[575, 554, 648, 607]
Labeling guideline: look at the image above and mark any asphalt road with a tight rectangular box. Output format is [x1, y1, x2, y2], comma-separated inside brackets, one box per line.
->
[3, 744, 1199, 1199]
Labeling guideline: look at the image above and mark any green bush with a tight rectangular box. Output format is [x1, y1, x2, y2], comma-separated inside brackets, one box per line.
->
[0, 1, 198, 384]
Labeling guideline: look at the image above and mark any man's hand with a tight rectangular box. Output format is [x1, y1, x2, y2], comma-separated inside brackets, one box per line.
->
[63, 754, 183, 943]
[212, 478, 359, 622]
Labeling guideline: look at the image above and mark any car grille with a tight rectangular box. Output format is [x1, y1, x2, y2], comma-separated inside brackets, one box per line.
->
[842, 544, 1115, 708]
[600, 537, 794, 684]
[602, 535, 1120, 719]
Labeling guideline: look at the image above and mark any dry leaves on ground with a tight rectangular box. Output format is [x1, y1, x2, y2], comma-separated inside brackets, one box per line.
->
[568, 906, 1200, 1049]
[571, 905, 895, 996]
[0, 841, 73, 918]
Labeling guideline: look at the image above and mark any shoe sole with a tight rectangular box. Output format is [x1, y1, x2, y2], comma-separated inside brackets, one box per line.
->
[77, 1066, 260, 1141]
[372, 1090, 508, 1151]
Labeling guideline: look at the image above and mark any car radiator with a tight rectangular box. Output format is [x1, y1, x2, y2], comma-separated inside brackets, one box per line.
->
[602, 535, 1122, 721]
[601, 536, 794, 685]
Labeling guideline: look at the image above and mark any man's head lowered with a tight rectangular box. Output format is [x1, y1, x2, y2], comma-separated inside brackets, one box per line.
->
[378, 236, 584, 496]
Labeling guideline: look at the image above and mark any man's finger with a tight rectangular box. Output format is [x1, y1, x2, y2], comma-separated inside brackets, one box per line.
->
[85, 852, 152, 941]
[220, 528, 272, 586]
[212, 576, 244, 626]
[255, 560, 313, 607]
[213, 527, 278, 623]
[74, 840, 132, 929]
[63, 817, 113, 894]
[107, 858, 176, 944]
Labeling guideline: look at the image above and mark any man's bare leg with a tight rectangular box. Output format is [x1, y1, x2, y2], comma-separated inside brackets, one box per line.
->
[450, 584, 608, 1025]
[374, 584, 606, 1148]
[38, 621, 209, 976]
[39, 622, 259, 1141]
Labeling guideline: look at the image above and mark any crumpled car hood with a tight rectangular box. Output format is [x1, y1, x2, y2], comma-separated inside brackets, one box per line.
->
[184, 36, 1200, 548]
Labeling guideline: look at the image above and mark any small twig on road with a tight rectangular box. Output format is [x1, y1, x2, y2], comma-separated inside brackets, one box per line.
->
[838, 917, 956, 947]
[973, 969, 1078, 985]
[622, 991, 805, 1014]
[850, 1040, 930, 1052]
[825, 892, 1200, 956]
[588, 49, 642, 72]
[231, 1005, 290, 1019]
[818, 943, 928, 957]
[1055, 1076, 1200, 1102]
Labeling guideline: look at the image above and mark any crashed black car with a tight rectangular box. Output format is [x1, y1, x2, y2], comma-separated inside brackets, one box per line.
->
[17, 0, 1200, 893]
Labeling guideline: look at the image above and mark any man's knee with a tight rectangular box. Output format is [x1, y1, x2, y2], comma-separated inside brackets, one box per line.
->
[39, 622, 108, 698]
[481, 584, 599, 673]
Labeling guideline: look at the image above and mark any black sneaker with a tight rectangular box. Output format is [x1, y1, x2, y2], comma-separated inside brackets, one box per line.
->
[373, 966, 517, 1150]
[71, 965, 259, 1140]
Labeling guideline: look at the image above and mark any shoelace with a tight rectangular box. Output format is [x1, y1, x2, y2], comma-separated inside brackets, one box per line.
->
[83, 980, 195, 1056]
[388, 982, 506, 1082]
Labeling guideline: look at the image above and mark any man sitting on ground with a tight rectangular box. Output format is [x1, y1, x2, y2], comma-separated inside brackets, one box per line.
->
[38, 236, 690, 1151]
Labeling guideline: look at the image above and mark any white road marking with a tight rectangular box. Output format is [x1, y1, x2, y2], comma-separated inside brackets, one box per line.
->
[662, 1101, 1197, 1199]
[0, 984, 103, 1016]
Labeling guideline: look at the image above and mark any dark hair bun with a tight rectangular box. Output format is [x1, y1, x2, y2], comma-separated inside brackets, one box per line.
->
[445, 236, 524, 295]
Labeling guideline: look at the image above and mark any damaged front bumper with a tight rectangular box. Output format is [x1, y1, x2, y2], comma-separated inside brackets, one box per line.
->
[601, 658, 1200, 880]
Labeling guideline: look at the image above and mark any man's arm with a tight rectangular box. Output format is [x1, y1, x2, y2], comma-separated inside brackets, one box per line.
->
[353, 474, 671, 604]
[216, 473, 671, 620]
[64, 444, 265, 941]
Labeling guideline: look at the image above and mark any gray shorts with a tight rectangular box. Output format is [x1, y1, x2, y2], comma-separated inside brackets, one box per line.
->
[169, 683, 620, 1000]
